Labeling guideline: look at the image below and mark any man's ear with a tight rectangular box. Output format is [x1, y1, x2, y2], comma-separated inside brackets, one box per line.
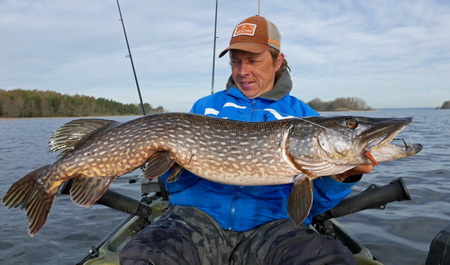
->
[275, 52, 284, 71]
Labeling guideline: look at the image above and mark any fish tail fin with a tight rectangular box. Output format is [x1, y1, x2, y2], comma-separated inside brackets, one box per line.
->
[2, 165, 57, 236]
[288, 175, 313, 225]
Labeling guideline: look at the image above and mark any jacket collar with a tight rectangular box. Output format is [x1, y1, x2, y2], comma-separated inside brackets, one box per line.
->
[225, 70, 293, 101]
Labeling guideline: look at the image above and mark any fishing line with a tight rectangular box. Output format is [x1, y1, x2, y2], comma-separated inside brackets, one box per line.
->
[248, 109, 354, 140]
[292, 116, 354, 140]
[393, 138, 411, 149]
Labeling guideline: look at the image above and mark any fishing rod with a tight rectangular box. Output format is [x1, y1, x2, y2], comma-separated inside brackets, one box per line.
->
[211, 0, 218, 94]
[257, 0, 261, 15]
[60, 1, 151, 211]
[115, 0, 146, 116]
[61, 1, 155, 211]
[116, 0, 170, 199]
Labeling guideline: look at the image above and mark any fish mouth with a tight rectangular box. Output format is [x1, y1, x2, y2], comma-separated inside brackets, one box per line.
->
[370, 140, 423, 163]
[363, 117, 413, 152]
[361, 117, 424, 164]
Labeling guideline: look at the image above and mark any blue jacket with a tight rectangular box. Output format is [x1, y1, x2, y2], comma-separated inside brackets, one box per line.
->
[162, 71, 358, 231]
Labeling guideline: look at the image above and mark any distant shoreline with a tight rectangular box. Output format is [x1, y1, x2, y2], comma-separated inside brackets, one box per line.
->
[319, 109, 378, 112]
[0, 110, 377, 121]
[0, 114, 142, 121]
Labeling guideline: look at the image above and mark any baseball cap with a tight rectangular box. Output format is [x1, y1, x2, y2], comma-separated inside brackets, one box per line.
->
[219, 15, 281, 58]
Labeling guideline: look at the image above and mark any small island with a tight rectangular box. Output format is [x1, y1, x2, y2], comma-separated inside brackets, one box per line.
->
[439, 101, 450, 109]
[307, 97, 372, 112]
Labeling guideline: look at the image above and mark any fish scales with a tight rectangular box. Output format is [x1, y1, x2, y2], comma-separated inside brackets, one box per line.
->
[104, 113, 301, 185]
[2, 112, 422, 236]
[152, 114, 300, 185]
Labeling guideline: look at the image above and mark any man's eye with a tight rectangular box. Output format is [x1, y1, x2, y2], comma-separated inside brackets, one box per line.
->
[249, 59, 260, 64]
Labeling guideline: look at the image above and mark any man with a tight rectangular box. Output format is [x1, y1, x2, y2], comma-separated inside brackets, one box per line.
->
[120, 15, 373, 265]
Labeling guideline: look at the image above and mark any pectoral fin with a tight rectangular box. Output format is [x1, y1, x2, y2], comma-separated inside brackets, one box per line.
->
[287, 175, 313, 225]
[167, 164, 183, 183]
[70, 176, 115, 207]
[143, 151, 174, 180]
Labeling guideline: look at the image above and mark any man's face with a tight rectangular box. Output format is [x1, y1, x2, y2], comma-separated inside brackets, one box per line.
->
[230, 49, 283, 99]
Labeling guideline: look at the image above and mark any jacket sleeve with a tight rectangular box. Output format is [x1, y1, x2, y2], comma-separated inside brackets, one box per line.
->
[303, 176, 361, 225]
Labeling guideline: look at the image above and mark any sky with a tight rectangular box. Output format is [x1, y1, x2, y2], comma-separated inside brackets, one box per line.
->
[1, 0, 449, 112]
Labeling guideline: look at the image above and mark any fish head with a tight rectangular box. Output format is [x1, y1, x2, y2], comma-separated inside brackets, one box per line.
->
[287, 116, 419, 177]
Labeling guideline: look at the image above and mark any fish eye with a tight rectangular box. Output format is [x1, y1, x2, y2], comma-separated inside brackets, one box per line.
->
[345, 118, 358, 129]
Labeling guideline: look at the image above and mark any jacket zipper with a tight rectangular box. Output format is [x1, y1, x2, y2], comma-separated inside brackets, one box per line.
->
[227, 186, 243, 230]
[251, 99, 257, 110]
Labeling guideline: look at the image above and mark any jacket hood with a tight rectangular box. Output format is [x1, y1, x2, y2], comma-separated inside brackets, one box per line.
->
[225, 70, 293, 101]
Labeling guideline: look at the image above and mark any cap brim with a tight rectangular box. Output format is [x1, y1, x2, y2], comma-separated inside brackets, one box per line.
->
[219, 42, 269, 58]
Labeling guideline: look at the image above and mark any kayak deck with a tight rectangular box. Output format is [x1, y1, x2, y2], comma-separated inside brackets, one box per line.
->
[79, 199, 169, 265]
[78, 197, 381, 265]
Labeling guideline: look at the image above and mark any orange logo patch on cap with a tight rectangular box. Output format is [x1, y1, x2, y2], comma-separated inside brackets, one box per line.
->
[233, 23, 257, 37]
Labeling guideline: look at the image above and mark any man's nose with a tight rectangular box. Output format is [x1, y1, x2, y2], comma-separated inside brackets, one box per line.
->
[237, 62, 250, 75]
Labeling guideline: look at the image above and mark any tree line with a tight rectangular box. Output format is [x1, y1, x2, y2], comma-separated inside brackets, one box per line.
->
[0, 89, 374, 117]
[0, 89, 166, 118]
[307, 97, 372, 111]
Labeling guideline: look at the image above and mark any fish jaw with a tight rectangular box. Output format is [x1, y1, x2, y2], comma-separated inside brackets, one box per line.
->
[371, 142, 423, 163]
[362, 117, 412, 153]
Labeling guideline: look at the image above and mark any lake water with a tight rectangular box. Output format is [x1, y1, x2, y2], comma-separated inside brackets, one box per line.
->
[1, 109, 449, 265]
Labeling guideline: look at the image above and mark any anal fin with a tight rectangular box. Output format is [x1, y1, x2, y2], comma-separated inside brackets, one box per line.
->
[288, 175, 313, 225]
[70, 176, 114, 207]
[143, 151, 174, 180]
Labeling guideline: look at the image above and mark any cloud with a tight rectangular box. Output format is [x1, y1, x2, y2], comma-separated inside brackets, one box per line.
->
[1, 0, 449, 111]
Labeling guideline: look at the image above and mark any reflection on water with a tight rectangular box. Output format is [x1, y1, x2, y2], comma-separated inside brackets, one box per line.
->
[1, 109, 449, 265]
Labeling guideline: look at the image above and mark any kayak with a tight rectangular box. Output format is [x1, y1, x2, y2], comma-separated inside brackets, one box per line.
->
[75, 177, 450, 265]
[79, 199, 170, 265]
[77, 197, 382, 265]
[76, 178, 387, 265]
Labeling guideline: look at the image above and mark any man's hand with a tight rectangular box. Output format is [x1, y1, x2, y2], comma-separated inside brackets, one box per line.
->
[331, 163, 374, 182]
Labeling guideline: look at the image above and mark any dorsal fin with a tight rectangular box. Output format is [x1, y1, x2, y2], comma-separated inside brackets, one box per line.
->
[49, 119, 119, 156]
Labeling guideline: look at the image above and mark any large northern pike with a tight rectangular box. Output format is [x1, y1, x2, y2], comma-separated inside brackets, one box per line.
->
[2, 113, 422, 236]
